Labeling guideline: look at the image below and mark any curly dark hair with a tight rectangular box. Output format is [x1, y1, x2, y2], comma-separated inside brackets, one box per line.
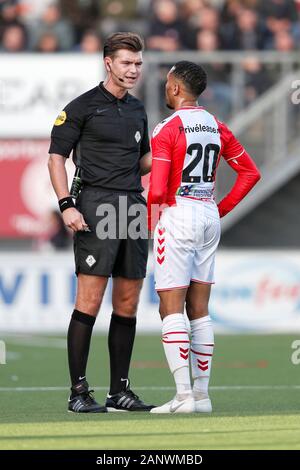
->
[171, 61, 207, 98]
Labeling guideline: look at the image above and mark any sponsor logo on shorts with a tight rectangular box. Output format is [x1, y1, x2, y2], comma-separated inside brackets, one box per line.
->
[86, 255, 96, 267]
[135, 131, 141, 143]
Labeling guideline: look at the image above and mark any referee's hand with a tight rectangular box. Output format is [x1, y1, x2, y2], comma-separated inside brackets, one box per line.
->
[62, 207, 90, 232]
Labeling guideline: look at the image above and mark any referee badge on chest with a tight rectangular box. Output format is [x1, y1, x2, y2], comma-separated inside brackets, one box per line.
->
[85, 255, 96, 267]
[135, 131, 141, 143]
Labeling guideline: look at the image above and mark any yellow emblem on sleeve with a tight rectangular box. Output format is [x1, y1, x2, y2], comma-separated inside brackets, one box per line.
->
[54, 110, 67, 126]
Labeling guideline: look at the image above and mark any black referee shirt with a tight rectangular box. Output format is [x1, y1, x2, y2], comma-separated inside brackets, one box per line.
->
[49, 82, 150, 192]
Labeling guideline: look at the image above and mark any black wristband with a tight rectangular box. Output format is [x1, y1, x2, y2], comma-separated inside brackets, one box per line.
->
[59, 196, 75, 213]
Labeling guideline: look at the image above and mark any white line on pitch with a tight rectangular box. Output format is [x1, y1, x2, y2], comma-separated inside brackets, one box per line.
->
[0, 385, 299, 392]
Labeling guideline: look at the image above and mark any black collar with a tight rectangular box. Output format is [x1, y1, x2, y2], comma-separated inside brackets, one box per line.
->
[99, 81, 129, 103]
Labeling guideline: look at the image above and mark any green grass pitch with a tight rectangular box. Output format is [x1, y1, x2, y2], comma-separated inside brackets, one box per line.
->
[0, 333, 300, 450]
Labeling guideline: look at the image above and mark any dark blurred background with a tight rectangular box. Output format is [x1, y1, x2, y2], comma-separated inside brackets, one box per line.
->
[0, 0, 300, 333]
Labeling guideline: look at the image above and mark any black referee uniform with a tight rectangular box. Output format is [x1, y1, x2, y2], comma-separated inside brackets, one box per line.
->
[49, 82, 150, 278]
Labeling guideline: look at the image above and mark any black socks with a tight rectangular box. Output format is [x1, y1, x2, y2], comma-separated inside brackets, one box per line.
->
[67, 309, 95, 393]
[108, 312, 136, 395]
[68, 309, 136, 397]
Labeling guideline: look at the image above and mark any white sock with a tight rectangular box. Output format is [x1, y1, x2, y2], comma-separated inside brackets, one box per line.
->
[162, 313, 192, 395]
[190, 316, 214, 398]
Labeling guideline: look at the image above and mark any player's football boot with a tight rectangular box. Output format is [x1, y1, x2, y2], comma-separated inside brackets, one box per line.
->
[193, 391, 212, 413]
[68, 380, 107, 413]
[105, 381, 155, 412]
[150, 392, 195, 414]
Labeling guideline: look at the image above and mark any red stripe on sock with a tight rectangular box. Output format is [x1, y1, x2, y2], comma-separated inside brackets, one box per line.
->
[191, 348, 213, 357]
[162, 340, 190, 344]
[162, 331, 189, 336]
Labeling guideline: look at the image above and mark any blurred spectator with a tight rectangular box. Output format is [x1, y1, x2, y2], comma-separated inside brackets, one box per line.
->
[259, 0, 299, 49]
[196, 29, 219, 51]
[36, 32, 60, 52]
[192, 6, 220, 31]
[28, 3, 75, 51]
[0, 0, 28, 41]
[76, 29, 102, 53]
[99, 0, 144, 37]
[221, 8, 265, 50]
[0, 23, 27, 51]
[101, 0, 138, 19]
[242, 57, 272, 105]
[259, 0, 298, 22]
[220, 0, 245, 24]
[18, 0, 54, 23]
[0, 0, 20, 28]
[147, 0, 185, 51]
[180, 0, 207, 21]
[274, 29, 295, 51]
[59, 0, 101, 43]
[187, 6, 220, 49]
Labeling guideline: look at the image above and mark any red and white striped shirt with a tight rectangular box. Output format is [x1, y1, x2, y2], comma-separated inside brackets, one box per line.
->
[148, 106, 260, 228]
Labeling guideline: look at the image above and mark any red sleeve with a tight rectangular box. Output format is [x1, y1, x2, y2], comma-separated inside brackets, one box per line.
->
[147, 123, 173, 231]
[217, 121, 261, 217]
[151, 121, 173, 165]
[217, 150, 261, 218]
[218, 120, 245, 161]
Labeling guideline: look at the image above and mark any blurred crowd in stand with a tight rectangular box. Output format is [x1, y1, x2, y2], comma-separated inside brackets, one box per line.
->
[0, 0, 299, 54]
[1, 0, 299, 114]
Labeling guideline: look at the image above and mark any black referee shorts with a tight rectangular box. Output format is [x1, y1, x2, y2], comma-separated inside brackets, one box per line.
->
[74, 186, 148, 279]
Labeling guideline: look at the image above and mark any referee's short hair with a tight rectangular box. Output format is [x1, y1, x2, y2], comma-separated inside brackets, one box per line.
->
[103, 32, 144, 58]
[171, 61, 207, 98]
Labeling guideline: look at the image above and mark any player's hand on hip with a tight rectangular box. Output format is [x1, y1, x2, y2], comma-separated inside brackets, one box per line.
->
[62, 208, 90, 232]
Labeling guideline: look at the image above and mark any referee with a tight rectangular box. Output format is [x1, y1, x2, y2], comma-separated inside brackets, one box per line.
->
[48, 32, 153, 412]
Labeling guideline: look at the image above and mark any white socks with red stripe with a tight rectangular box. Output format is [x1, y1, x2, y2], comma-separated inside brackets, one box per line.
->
[190, 316, 214, 399]
[161, 314, 214, 398]
[162, 313, 192, 395]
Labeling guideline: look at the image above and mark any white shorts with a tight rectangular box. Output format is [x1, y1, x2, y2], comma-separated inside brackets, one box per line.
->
[153, 197, 221, 291]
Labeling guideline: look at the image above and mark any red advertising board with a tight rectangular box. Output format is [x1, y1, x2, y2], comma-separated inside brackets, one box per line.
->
[0, 140, 150, 238]
[0, 140, 62, 238]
